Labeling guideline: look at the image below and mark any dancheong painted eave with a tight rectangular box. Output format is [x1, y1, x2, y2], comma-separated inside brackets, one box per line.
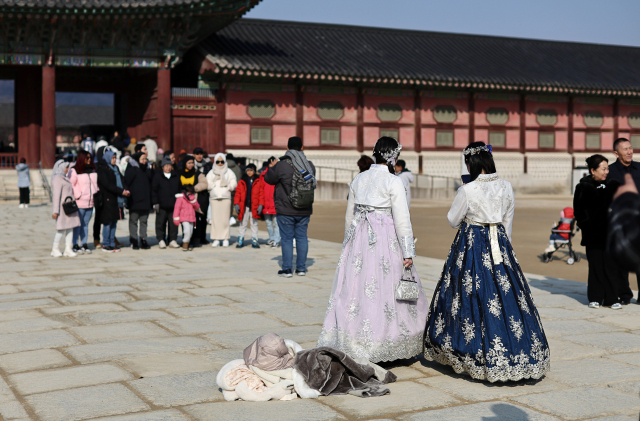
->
[197, 19, 640, 96]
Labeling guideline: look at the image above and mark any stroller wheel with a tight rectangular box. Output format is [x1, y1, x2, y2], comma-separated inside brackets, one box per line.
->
[567, 257, 575, 265]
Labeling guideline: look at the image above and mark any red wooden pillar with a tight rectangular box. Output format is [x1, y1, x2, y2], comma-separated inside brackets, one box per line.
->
[295, 86, 303, 138]
[414, 91, 422, 153]
[217, 88, 226, 152]
[41, 66, 56, 168]
[156, 68, 172, 151]
[16, 67, 42, 167]
[356, 89, 364, 153]
[613, 97, 619, 141]
[567, 98, 574, 154]
[469, 94, 475, 144]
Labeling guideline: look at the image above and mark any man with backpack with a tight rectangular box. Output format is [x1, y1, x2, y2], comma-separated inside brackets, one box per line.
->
[264, 137, 316, 277]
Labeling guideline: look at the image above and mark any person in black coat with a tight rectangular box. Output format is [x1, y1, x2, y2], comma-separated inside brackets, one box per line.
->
[97, 150, 130, 252]
[574, 154, 626, 309]
[152, 156, 182, 248]
[124, 152, 154, 250]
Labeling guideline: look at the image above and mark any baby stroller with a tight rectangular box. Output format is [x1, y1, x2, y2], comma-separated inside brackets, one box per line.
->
[542, 207, 581, 265]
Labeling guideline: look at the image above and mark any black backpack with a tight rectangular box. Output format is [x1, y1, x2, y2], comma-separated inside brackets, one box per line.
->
[284, 159, 315, 209]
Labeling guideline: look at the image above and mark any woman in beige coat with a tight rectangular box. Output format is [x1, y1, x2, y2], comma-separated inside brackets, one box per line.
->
[51, 160, 81, 257]
[206, 153, 238, 247]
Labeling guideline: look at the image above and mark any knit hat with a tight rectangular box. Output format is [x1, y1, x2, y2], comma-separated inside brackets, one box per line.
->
[161, 156, 173, 167]
[246, 163, 257, 172]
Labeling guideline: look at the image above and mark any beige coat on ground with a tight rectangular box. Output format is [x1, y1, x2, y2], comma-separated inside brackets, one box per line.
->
[52, 176, 80, 231]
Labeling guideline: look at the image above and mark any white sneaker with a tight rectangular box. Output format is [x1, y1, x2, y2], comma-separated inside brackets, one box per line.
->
[588, 302, 600, 309]
[51, 248, 62, 258]
[169, 241, 180, 248]
[222, 240, 229, 247]
[18, 204, 24, 209]
[611, 303, 623, 310]
[544, 245, 556, 253]
[24, 204, 28, 208]
[63, 246, 77, 257]
[212, 240, 220, 247]
[229, 217, 236, 225]
[158, 240, 167, 249]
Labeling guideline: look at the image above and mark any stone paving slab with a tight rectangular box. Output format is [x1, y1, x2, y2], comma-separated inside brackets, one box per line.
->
[70, 321, 173, 343]
[0, 330, 80, 354]
[119, 353, 219, 378]
[0, 349, 72, 373]
[93, 409, 192, 420]
[184, 400, 344, 421]
[129, 371, 223, 407]
[399, 401, 562, 420]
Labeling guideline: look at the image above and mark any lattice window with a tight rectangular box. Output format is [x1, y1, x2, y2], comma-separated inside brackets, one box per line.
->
[537, 110, 557, 126]
[320, 128, 341, 145]
[486, 108, 509, 125]
[248, 101, 275, 119]
[251, 127, 272, 144]
[434, 106, 457, 123]
[538, 132, 555, 149]
[436, 130, 454, 147]
[318, 102, 344, 120]
[584, 111, 603, 127]
[585, 133, 601, 150]
[631, 135, 640, 149]
[489, 132, 506, 147]
[380, 129, 399, 140]
[378, 104, 402, 122]
[629, 113, 640, 128]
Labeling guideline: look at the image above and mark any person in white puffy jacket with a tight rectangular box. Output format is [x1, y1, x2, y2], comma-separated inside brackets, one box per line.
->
[206, 153, 238, 247]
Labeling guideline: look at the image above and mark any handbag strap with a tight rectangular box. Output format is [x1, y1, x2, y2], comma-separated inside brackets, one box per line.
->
[402, 266, 416, 282]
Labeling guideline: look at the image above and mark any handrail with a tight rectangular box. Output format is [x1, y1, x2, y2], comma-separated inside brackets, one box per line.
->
[39, 161, 53, 202]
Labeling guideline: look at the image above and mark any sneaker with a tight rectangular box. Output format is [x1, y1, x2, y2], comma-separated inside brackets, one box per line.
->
[73, 244, 84, 254]
[102, 246, 115, 253]
[278, 269, 293, 278]
[18, 204, 24, 209]
[51, 248, 62, 258]
[621, 298, 631, 305]
[212, 240, 220, 247]
[295, 270, 306, 276]
[222, 240, 229, 247]
[94, 239, 102, 249]
[544, 245, 556, 253]
[24, 204, 28, 208]
[611, 303, 623, 310]
[267, 240, 274, 246]
[140, 239, 150, 250]
[236, 237, 244, 248]
[169, 241, 180, 249]
[81, 244, 92, 254]
[588, 302, 600, 309]
[251, 238, 260, 249]
[114, 246, 122, 253]
[272, 242, 280, 248]
[158, 240, 167, 249]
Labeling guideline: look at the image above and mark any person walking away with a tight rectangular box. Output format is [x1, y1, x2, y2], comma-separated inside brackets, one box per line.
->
[606, 137, 638, 303]
[80, 134, 96, 157]
[394, 159, 414, 209]
[97, 150, 130, 253]
[69, 150, 98, 254]
[206, 153, 237, 247]
[234, 164, 261, 249]
[264, 136, 316, 277]
[143, 136, 158, 163]
[152, 156, 181, 249]
[192, 148, 212, 246]
[424, 141, 550, 382]
[50, 160, 81, 257]
[259, 157, 280, 247]
[110, 131, 126, 152]
[124, 152, 153, 250]
[16, 158, 30, 208]
[575, 154, 624, 309]
[173, 184, 200, 251]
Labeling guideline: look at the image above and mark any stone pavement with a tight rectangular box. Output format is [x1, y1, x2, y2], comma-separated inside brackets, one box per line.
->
[0, 203, 639, 421]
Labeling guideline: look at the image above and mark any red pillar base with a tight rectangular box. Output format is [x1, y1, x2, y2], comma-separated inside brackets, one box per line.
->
[41, 66, 56, 168]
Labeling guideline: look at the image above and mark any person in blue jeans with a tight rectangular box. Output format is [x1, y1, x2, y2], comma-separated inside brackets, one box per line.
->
[264, 137, 316, 277]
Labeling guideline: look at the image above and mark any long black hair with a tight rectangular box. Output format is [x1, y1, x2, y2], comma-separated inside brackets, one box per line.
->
[464, 141, 497, 182]
[373, 137, 400, 174]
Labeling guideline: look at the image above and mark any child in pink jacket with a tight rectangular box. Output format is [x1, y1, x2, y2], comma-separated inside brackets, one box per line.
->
[173, 184, 200, 251]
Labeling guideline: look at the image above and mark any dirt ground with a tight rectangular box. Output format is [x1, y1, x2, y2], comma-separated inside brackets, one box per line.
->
[257, 196, 639, 291]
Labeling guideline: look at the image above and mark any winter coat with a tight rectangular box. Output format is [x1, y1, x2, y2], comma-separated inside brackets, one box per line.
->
[573, 175, 618, 248]
[124, 163, 153, 211]
[69, 168, 99, 209]
[151, 171, 182, 210]
[97, 162, 126, 225]
[227, 159, 242, 183]
[608, 192, 640, 273]
[194, 172, 209, 208]
[234, 175, 262, 221]
[206, 168, 238, 200]
[52, 176, 81, 230]
[264, 155, 316, 216]
[259, 167, 277, 215]
[142, 138, 158, 163]
[607, 159, 640, 188]
[173, 193, 200, 225]
[16, 163, 30, 188]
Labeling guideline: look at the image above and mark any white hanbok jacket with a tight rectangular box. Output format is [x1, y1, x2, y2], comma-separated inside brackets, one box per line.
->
[345, 164, 415, 259]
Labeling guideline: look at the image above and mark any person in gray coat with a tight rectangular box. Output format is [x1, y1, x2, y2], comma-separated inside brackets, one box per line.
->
[15, 158, 30, 208]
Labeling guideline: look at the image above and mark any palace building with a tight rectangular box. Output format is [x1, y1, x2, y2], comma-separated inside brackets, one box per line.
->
[3, 11, 640, 190]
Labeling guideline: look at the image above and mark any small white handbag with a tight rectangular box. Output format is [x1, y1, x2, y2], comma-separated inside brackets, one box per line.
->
[395, 267, 419, 302]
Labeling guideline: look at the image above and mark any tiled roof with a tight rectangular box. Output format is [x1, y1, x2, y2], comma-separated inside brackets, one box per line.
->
[0, 0, 257, 14]
[199, 19, 640, 95]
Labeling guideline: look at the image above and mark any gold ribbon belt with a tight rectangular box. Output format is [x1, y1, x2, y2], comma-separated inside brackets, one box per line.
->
[464, 218, 503, 265]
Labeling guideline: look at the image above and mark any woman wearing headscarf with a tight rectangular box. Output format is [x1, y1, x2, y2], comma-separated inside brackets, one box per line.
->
[68, 150, 99, 254]
[178, 155, 208, 246]
[124, 152, 153, 250]
[206, 153, 238, 247]
[51, 160, 81, 257]
[97, 150, 130, 252]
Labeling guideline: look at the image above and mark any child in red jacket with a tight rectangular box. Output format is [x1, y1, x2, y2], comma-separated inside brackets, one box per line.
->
[258, 157, 280, 247]
[544, 207, 575, 253]
[173, 184, 200, 251]
[234, 164, 262, 248]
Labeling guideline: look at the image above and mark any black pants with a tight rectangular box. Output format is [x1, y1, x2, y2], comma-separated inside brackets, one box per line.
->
[156, 207, 178, 243]
[93, 206, 102, 242]
[586, 247, 627, 305]
[194, 201, 209, 244]
[19, 187, 29, 204]
[619, 272, 635, 302]
[129, 210, 149, 241]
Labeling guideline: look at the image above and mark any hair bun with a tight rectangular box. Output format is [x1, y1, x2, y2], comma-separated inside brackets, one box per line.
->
[585, 157, 591, 165]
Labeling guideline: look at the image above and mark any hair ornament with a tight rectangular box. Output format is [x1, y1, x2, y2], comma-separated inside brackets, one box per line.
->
[463, 145, 492, 156]
[374, 144, 403, 167]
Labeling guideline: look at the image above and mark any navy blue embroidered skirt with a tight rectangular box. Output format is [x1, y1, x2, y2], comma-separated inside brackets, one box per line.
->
[424, 222, 550, 382]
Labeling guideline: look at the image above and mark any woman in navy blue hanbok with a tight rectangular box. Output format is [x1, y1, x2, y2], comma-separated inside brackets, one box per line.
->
[424, 142, 550, 382]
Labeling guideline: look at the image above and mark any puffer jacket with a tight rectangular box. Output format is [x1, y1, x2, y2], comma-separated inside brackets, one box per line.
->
[16, 163, 30, 188]
[259, 167, 277, 215]
[69, 168, 99, 209]
[206, 168, 238, 200]
[234, 175, 262, 221]
[173, 192, 200, 225]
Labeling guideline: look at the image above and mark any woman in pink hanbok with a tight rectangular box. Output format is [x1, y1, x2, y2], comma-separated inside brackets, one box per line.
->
[317, 137, 430, 363]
